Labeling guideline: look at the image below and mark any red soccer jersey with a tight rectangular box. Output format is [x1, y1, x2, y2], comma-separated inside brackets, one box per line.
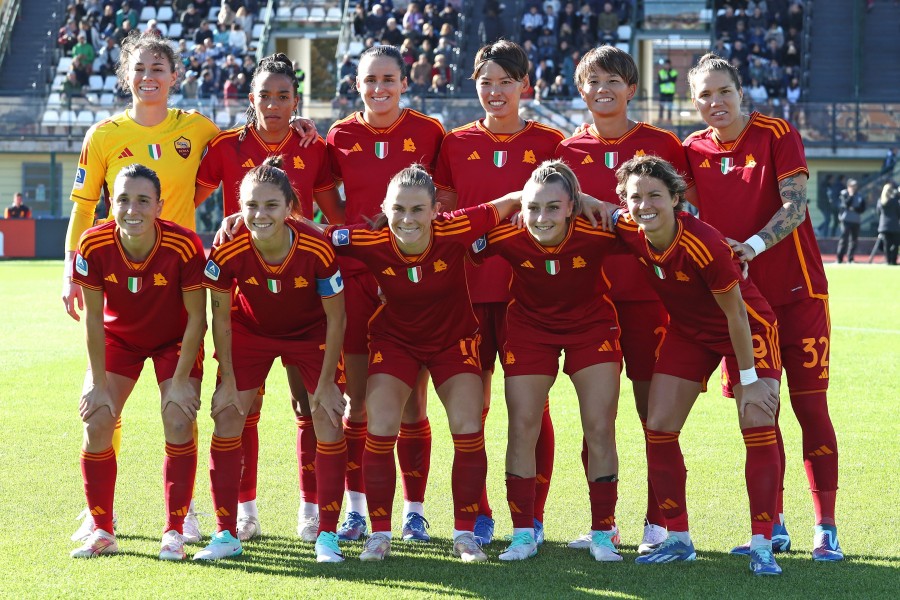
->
[325, 203, 499, 353]
[203, 219, 343, 340]
[476, 216, 621, 344]
[196, 128, 335, 219]
[615, 211, 777, 346]
[73, 219, 205, 352]
[434, 119, 565, 303]
[326, 109, 445, 225]
[556, 122, 690, 302]
[682, 112, 827, 306]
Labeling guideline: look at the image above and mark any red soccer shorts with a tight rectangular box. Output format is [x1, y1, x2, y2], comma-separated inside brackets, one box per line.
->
[230, 326, 345, 393]
[655, 328, 781, 388]
[773, 296, 831, 394]
[501, 320, 623, 378]
[614, 300, 669, 382]
[343, 271, 381, 355]
[368, 334, 482, 388]
[472, 302, 508, 373]
[105, 335, 203, 383]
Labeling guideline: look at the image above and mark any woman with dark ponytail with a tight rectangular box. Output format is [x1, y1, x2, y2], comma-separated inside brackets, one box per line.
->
[195, 53, 344, 544]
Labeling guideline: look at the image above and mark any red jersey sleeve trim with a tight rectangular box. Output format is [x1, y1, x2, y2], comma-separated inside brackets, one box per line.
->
[313, 181, 337, 192]
[202, 281, 233, 293]
[776, 166, 809, 181]
[181, 284, 203, 292]
[710, 279, 739, 294]
[196, 177, 220, 189]
[74, 280, 103, 291]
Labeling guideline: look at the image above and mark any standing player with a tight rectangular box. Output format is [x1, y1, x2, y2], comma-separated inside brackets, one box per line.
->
[326, 45, 445, 542]
[683, 54, 841, 561]
[70, 165, 206, 561]
[433, 40, 564, 546]
[194, 53, 343, 543]
[324, 165, 523, 562]
[555, 45, 689, 553]
[197, 157, 348, 563]
[614, 156, 784, 576]
[474, 162, 624, 563]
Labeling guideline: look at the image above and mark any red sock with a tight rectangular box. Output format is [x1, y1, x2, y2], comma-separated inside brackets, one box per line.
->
[238, 411, 260, 503]
[343, 418, 367, 495]
[743, 426, 779, 537]
[210, 434, 242, 536]
[81, 447, 116, 533]
[164, 440, 197, 534]
[533, 401, 554, 523]
[506, 476, 536, 529]
[452, 431, 487, 531]
[641, 420, 666, 527]
[297, 416, 317, 504]
[362, 433, 396, 533]
[316, 438, 348, 534]
[646, 429, 689, 531]
[398, 418, 431, 503]
[588, 479, 618, 531]
[774, 409, 786, 518]
[477, 407, 492, 518]
[791, 391, 838, 524]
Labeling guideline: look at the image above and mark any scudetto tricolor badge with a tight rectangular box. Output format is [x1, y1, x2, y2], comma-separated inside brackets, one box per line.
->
[652, 265, 666, 279]
[407, 266, 423, 283]
[493, 150, 507, 168]
[148, 144, 162, 160]
[127, 276, 142, 293]
[374, 142, 388, 159]
[720, 157, 734, 173]
[604, 152, 618, 169]
[267, 279, 282, 293]
[174, 136, 191, 159]
[546, 259, 560, 275]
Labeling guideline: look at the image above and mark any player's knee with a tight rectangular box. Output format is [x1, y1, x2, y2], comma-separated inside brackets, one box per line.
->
[83, 411, 116, 441]
[161, 405, 193, 439]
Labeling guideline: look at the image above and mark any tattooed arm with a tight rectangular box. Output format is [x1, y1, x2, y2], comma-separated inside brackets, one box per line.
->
[728, 173, 808, 263]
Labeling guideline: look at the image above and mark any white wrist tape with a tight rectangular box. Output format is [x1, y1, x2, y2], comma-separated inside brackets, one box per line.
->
[739, 368, 759, 386]
[744, 234, 766, 256]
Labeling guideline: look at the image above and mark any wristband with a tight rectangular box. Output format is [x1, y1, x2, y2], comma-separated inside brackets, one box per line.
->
[744, 234, 766, 256]
[63, 258, 74, 279]
[739, 368, 758, 386]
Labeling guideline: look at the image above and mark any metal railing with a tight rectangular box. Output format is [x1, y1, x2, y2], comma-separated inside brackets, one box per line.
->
[0, 0, 21, 70]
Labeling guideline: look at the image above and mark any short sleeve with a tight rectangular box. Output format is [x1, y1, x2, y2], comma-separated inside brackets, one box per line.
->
[181, 232, 206, 290]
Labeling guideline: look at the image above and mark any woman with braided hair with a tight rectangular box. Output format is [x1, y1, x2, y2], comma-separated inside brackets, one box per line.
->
[194, 52, 343, 543]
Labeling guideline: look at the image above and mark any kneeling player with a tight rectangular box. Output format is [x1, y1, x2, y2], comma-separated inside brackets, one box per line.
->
[198, 157, 348, 563]
[613, 156, 784, 575]
[70, 165, 206, 560]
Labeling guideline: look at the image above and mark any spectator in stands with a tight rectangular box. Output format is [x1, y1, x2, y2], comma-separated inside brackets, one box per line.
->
[763, 58, 784, 100]
[478, 4, 505, 47]
[578, 3, 598, 38]
[72, 34, 97, 68]
[748, 6, 767, 31]
[785, 76, 802, 122]
[62, 70, 86, 109]
[365, 4, 388, 39]
[419, 38, 435, 63]
[782, 40, 800, 68]
[731, 38, 750, 65]
[199, 37, 224, 63]
[58, 18, 79, 53]
[181, 70, 200, 107]
[439, 22, 456, 40]
[882, 148, 898, 174]
[194, 20, 214, 45]
[382, 18, 405, 45]
[199, 68, 218, 105]
[218, 3, 236, 30]
[234, 6, 254, 42]
[543, 3, 558, 32]
[533, 58, 554, 89]
[560, 48, 579, 86]
[233, 71, 249, 97]
[434, 36, 455, 61]
[836, 178, 865, 263]
[559, 1, 579, 34]
[521, 5, 545, 43]
[427, 73, 448, 96]
[432, 53, 451, 84]
[410, 52, 432, 96]
[400, 38, 418, 75]
[828, 175, 846, 237]
[548, 74, 571, 99]
[877, 182, 900, 265]
[222, 54, 243, 83]
[815, 175, 835, 237]
[574, 21, 595, 53]
[229, 23, 248, 54]
[715, 4, 738, 39]
[222, 75, 239, 114]
[84, 0, 103, 19]
[99, 4, 116, 37]
[597, 2, 619, 44]
[402, 2, 425, 34]
[787, 2, 804, 31]
[419, 22, 438, 48]
[70, 54, 91, 87]
[94, 36, 121, 78]
[537, 27, 558, 61]
[746, 77, 769, 111]
[764, 21, 784, 49]
[145, 19, 163, 38]
[730, 56, 750, 89]
[181, 4, 203, 35]
[113, 19, 134, 44]
[339, 54, 358, 80]
[352, 3, 367, 39]
[4, 193, 30, 219]
[116, 2, 139, 30]
[78, 19, 102, 52]
[657, 58, 677, 122]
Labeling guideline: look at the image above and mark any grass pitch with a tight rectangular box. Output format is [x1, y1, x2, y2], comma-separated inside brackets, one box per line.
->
[0, 261, 897, 599]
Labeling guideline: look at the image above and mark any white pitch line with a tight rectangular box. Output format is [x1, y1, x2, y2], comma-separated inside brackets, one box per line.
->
[832, 325, 900, 335]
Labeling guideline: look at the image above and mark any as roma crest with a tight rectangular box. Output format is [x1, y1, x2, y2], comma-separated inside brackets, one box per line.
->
[174, 136, 191, 159]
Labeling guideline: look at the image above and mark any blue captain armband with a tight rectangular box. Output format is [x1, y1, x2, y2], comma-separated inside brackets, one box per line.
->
[317, 270, 344, 296]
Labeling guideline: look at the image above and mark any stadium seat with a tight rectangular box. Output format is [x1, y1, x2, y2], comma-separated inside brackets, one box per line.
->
[58, 110, 77, 126]
[616, 42, 630, 53]
[252, 23, 264, 39]
[77, 110, 95, 126]
[214, 110, 232, 128]
[140, 6, 156, 21]
[157, 6, 174, 22]
[41, 109, 60, 129]
[169, 93, 183, 105]
[104, 76, 118, 91]
[157, 23, 168, 36]
[309, 7, 326, 21]
[57, 57, 73, 74]
[294, 7, 310, 20]
[94, 109, 111, 121]
[168, 22, 183, 39]
[326, 7, 342, 22]
[89, 75, 104, 91]
[47, 92, 62, 108]
[348, 41, 364, 56]
[85, 93, 100, 105]
[699, 9, 713, 23]
[208, 6, 220, 20]
[52, 74, 66, 90]
[617, 25, 632, 40]
[99, 93, 114, 106]
[276, 7, 292, 21]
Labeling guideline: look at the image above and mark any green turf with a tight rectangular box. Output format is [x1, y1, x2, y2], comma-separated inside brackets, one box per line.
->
[0, 261, 897, 598]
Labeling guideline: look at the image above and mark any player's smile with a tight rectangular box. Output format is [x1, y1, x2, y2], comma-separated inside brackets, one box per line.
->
[385, 186, 437, 255]
[357, 55, 407, 126]
[112, 176, 162, 239]
[691, 70, 745, 140]
[477, 61, 526, 125]
[624, 175, 679, 246]
[579, 67, 635, 118]
[524, 180, 574, 247]
[128, 49, 175, 104]
[241, 182, 291, 243]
